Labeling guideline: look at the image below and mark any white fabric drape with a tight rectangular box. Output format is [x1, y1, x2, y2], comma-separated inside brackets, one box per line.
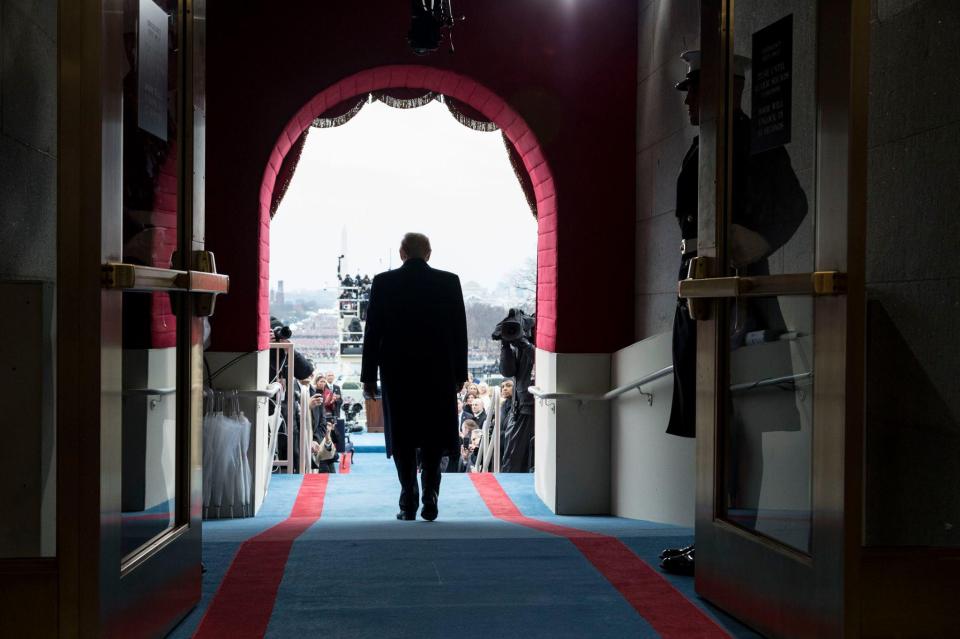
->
[203, 391, 253, 518]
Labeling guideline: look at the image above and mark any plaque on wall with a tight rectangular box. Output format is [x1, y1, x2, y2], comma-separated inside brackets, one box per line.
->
[751, 14, 793, 154]
[138, 0, 169, 141]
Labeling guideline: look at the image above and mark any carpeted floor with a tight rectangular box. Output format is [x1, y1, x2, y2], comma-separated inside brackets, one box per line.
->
[169, 436, 762, 639]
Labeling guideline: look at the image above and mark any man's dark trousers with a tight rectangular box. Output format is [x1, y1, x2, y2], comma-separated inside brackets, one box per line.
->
[393, 445, 444, 514]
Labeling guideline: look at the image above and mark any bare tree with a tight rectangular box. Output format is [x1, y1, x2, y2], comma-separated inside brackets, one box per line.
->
[508, 257, 536, 312]
[465, 301, 508, 350]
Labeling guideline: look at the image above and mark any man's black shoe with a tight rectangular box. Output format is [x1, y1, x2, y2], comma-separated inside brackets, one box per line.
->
[421, 503, 438, 522]
[660, 548, 695, 576]
[659, 543, 694, 560]
[396, 511, 416, 521]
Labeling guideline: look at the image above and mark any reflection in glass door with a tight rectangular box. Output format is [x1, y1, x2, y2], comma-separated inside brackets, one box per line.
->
[682, 0, 865, 636]
[724, 295, 813, 552]
[719, 3, 819, 553]
[93, 0, 219, 635]
[119, 0, 183, 563]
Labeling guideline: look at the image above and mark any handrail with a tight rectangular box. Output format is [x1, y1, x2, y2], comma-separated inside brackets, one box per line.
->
[730, 371, 812, 393]
[530, 366, 813, 408]
[602, 366, 674, 402]
[124, 387, 177, 396]
[234, 382, 283, 399]
[528, 365, 673, 407]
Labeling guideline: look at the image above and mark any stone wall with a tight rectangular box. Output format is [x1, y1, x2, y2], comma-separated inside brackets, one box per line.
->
[0, 0, 57, 558]
[864, 0, 960, 547]
[634, 0, 699, 339]
[0, 0, 57, 282]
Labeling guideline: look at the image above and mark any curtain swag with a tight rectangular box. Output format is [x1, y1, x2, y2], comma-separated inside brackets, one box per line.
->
[272, 90, 539, 220]
[445, 96, 500, 133]
[372, 88, 439, 109]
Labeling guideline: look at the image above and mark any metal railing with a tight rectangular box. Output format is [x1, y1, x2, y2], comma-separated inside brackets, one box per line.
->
[472, 387, 502, 473]
[730, 371, 812, 394]
[269, 342, 302, 474]
[529, 366, 813, 409]
[528, 365, 673, 409]
[235, 383, 282, 399]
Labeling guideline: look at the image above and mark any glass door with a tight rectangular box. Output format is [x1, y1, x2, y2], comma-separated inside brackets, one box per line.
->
[681, 1, 866, 636]
[97, 1, 222, 636]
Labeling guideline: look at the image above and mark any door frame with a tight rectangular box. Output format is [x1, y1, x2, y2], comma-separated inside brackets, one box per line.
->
[57, 0, 208, 635]
[692, 1, 869, 636]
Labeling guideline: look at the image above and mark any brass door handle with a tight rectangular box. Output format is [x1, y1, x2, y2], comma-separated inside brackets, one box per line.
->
[677, 256, 846, 321]
[678, 271, 846, 299]
[101, 251, 229, 317]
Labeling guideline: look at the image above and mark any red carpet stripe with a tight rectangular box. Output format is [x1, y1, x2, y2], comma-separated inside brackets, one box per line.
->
[469, 474, 730, 639]
[193, 474, 328, 639]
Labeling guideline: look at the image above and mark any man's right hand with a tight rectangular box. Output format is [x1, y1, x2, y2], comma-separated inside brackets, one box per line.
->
[308, 395, 323, 409]
[363, 382, 377, 398]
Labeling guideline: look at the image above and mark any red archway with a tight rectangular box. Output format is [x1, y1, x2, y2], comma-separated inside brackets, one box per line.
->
[257, 65, 557, 351]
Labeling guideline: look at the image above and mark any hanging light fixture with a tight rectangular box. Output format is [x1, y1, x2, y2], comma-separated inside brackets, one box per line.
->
[408, 0, 459, 55]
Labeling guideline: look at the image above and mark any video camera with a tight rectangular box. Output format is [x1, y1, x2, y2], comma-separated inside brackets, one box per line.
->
[492, 308, 535, 343]
[271, 316, 293, 341]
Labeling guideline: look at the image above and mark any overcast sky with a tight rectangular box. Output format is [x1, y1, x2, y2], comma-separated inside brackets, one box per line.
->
[270, 99, 537, 292]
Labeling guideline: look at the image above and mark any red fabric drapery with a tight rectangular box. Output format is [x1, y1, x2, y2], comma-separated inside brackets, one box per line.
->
[269, 132, 308, 218]
[445, 96, 499, 132]
[312, 94, 369, 128]
[503, 133, 538, 219]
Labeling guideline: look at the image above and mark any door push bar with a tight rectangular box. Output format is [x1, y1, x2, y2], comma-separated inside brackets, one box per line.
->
[101, 250, 230, 317]
[677, 256, 846, 320]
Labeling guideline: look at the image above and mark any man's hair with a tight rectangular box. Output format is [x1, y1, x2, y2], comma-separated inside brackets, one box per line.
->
[401, 232, 431, 259]
[463, 419, 479, 432]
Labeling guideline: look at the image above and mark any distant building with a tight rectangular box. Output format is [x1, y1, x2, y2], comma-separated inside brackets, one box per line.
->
[462, 280, 488, 303]
[277, 280, 285, 305]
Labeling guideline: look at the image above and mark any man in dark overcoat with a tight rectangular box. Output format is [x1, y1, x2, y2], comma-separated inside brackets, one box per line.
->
[361, 233, 468, 521]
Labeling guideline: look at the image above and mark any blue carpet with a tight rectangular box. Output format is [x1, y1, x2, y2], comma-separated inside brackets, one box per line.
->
[269, 538, 660, 638]
[170, 460, 762, 638]
[349, 431, 388, 453]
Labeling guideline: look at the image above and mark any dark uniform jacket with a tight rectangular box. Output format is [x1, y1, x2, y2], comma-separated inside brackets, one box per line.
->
[360, 258, 468, 457]
[668, 112, 807, 437]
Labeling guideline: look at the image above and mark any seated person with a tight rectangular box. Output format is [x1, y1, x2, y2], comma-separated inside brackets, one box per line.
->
[311, 419, 340, 473]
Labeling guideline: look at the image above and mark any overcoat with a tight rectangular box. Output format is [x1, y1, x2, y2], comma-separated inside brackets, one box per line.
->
[360, 259, 468, 457]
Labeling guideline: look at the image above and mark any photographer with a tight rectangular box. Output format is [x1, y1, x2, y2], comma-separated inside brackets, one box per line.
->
[493, 309, 535, 473]
[455, 419, 480, 473]
[309, 375, 341, 473]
